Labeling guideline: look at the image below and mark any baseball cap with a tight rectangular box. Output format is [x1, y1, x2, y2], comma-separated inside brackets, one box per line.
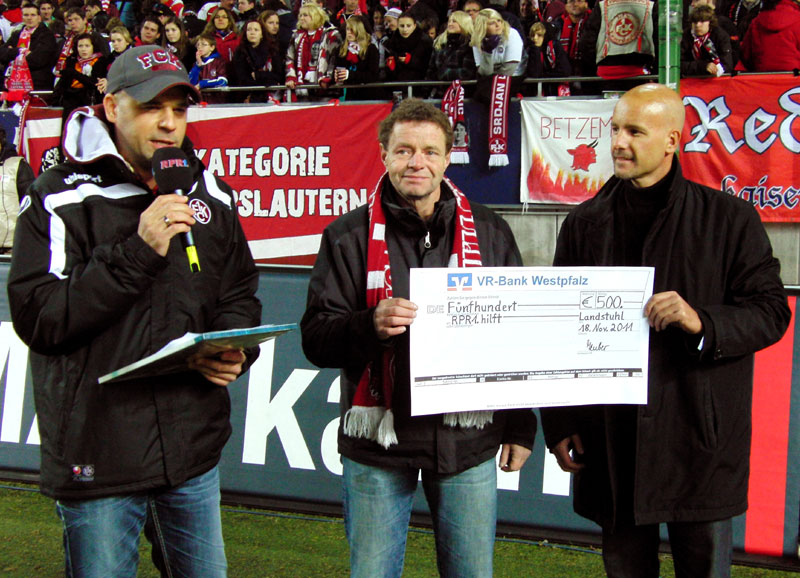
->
[106, 45, 200, 103]
[151, 3, 172, 15]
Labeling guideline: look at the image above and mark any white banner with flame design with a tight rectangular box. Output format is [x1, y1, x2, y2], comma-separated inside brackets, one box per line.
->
[520, 99, 617, 204]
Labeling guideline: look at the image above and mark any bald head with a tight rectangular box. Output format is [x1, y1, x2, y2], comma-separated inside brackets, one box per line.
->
[621, 83, 685, 133]
[610, 83, 685, 189]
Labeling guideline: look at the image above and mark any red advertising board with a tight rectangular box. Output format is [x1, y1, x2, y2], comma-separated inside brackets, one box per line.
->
[681, 75, 800, 222]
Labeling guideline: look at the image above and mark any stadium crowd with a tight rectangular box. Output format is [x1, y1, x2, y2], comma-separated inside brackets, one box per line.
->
[0, 0, 797, 105]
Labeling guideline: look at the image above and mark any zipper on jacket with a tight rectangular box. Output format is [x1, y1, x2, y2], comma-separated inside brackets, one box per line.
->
[424, 231, 431, 249]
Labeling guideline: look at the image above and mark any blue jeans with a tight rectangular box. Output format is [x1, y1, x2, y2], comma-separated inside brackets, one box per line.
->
[602, 518, 732, 578]
[342, 456, 497, 578]
[56, 466, 227, 578]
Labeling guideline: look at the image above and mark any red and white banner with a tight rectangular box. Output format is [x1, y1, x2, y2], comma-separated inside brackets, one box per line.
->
[680, 76, 800, 222]
[20, 102, 392, 265]
[520, 99, 616, 204]
[186, 103, 391, 264]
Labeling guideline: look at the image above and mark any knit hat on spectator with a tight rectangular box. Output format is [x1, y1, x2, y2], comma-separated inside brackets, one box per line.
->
[385, 7, 402, 19]
[151, 3, 172, 17]
[106, 45, 200, 103]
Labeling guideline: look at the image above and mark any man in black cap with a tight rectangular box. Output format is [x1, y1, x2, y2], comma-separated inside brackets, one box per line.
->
[7, 45, 261, 577]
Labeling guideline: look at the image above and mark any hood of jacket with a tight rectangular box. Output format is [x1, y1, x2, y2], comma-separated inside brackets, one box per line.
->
[61, 105, 200, 174]
[752, 0, 800, 32]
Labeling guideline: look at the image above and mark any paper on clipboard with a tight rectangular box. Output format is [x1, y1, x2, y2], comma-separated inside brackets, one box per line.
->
[99, 323, 297, 384]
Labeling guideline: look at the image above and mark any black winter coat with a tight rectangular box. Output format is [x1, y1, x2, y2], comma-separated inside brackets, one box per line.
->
[540, 161, 790, 527]
[385, 27, 433, 81]
[427, 34, 476, 82]
[8, 108, 262, 499]
[0, 24, 58, 91]
[301, 177, 537, 474]
[680, 26, 734, 76]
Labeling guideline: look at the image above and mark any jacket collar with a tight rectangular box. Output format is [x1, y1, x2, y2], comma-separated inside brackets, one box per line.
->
[577, 157, 687, 263]
[61, 105, 197, 173]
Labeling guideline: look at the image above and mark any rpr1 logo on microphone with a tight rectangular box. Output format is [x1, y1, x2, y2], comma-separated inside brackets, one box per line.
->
[159, 158, 189, 169]
[447, 273, 472, 291]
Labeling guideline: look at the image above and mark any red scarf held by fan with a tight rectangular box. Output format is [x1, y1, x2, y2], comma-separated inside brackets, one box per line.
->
[296, 27, 324, 85]
[488, 74, 510, 167]
[441, 80, 469, 164]
[343, 174, 492, 448]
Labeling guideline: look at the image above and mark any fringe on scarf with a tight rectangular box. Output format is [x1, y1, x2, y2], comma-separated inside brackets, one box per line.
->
[450, 151, 470, 164]
[442, 410, 494, 429]
[488, 154, 509, 167]
[343, 406, 398, 449]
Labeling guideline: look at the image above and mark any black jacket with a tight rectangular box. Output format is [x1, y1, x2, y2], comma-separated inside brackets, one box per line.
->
[301, 176, 537, 474]
[540, 161, 790, 526]
[8, 107, 262, 499]
[0, 24, 58, 91]
[385, 27, 433, 82]
[341, 43, 381, 100]
[427, 34, 476, 83]
[680, 26, 734, 76]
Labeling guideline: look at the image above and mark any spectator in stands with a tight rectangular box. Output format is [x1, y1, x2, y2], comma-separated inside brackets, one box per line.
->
[419, 17, 439, 40]
[406, 0, 440, 31]
[54, 31, 108, 119]
[233, 18, 283, 101]
[84, 0, 109, 31]
[2, 0, 24, 32]
[261, 0, 295, 55]
[385, 11, 432, 81]
[198, 0, 236, 21]
[161, 0, 185, 18]
[371, 5, 389, 78]
[102, 24, 131, 85]
[38, 0, 65, 39]
[518, 0, 540, 32]
[0, 2, 57, 92]
[427, 10, 476, 96]
[524, 20, 570, 94]
[164, 14, 195, 70]
[237, 0, 260, 28]
[0, 126, 34, 254]
[335, 0, 362, 33]
[552, 0, 589, 75]
[681, 4, 733, 76]
[471, 7, 526, 99]
[579, 0, 655, 92]
[56, 7, 107, 76]
[115, 0, 137, 29]
[488, 0, 526, 37]
[285, 2, 341, 99]
[464, 0, 484, 20]
[135, 15, 166, 45]
[383, 6, 401, 33]
[335, 14, 380, 99]
[686, 0, 740, 66]
[718, 0, 761, 60]
[203, 6, 240, 64]
[738, 0, 800, 71]
[190, 32, 229, 101]
[151, 2, 173, 25]
[259, 9, 286, 60]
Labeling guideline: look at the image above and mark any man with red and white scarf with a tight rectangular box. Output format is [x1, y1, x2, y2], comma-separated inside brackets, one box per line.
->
[301, 99, 536, 577]
[554, 0, 590, 75]
[0, 2, 57, 92]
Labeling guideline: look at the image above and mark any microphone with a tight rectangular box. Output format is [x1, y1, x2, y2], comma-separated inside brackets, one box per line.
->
[152, 147, 201, 273]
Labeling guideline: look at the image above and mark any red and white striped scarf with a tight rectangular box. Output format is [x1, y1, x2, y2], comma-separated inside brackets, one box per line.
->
[343, 174, 491, 448]
[692, 32, 721, 67]
[441, 80, 469, 164]
[488, 74, 510, 167]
